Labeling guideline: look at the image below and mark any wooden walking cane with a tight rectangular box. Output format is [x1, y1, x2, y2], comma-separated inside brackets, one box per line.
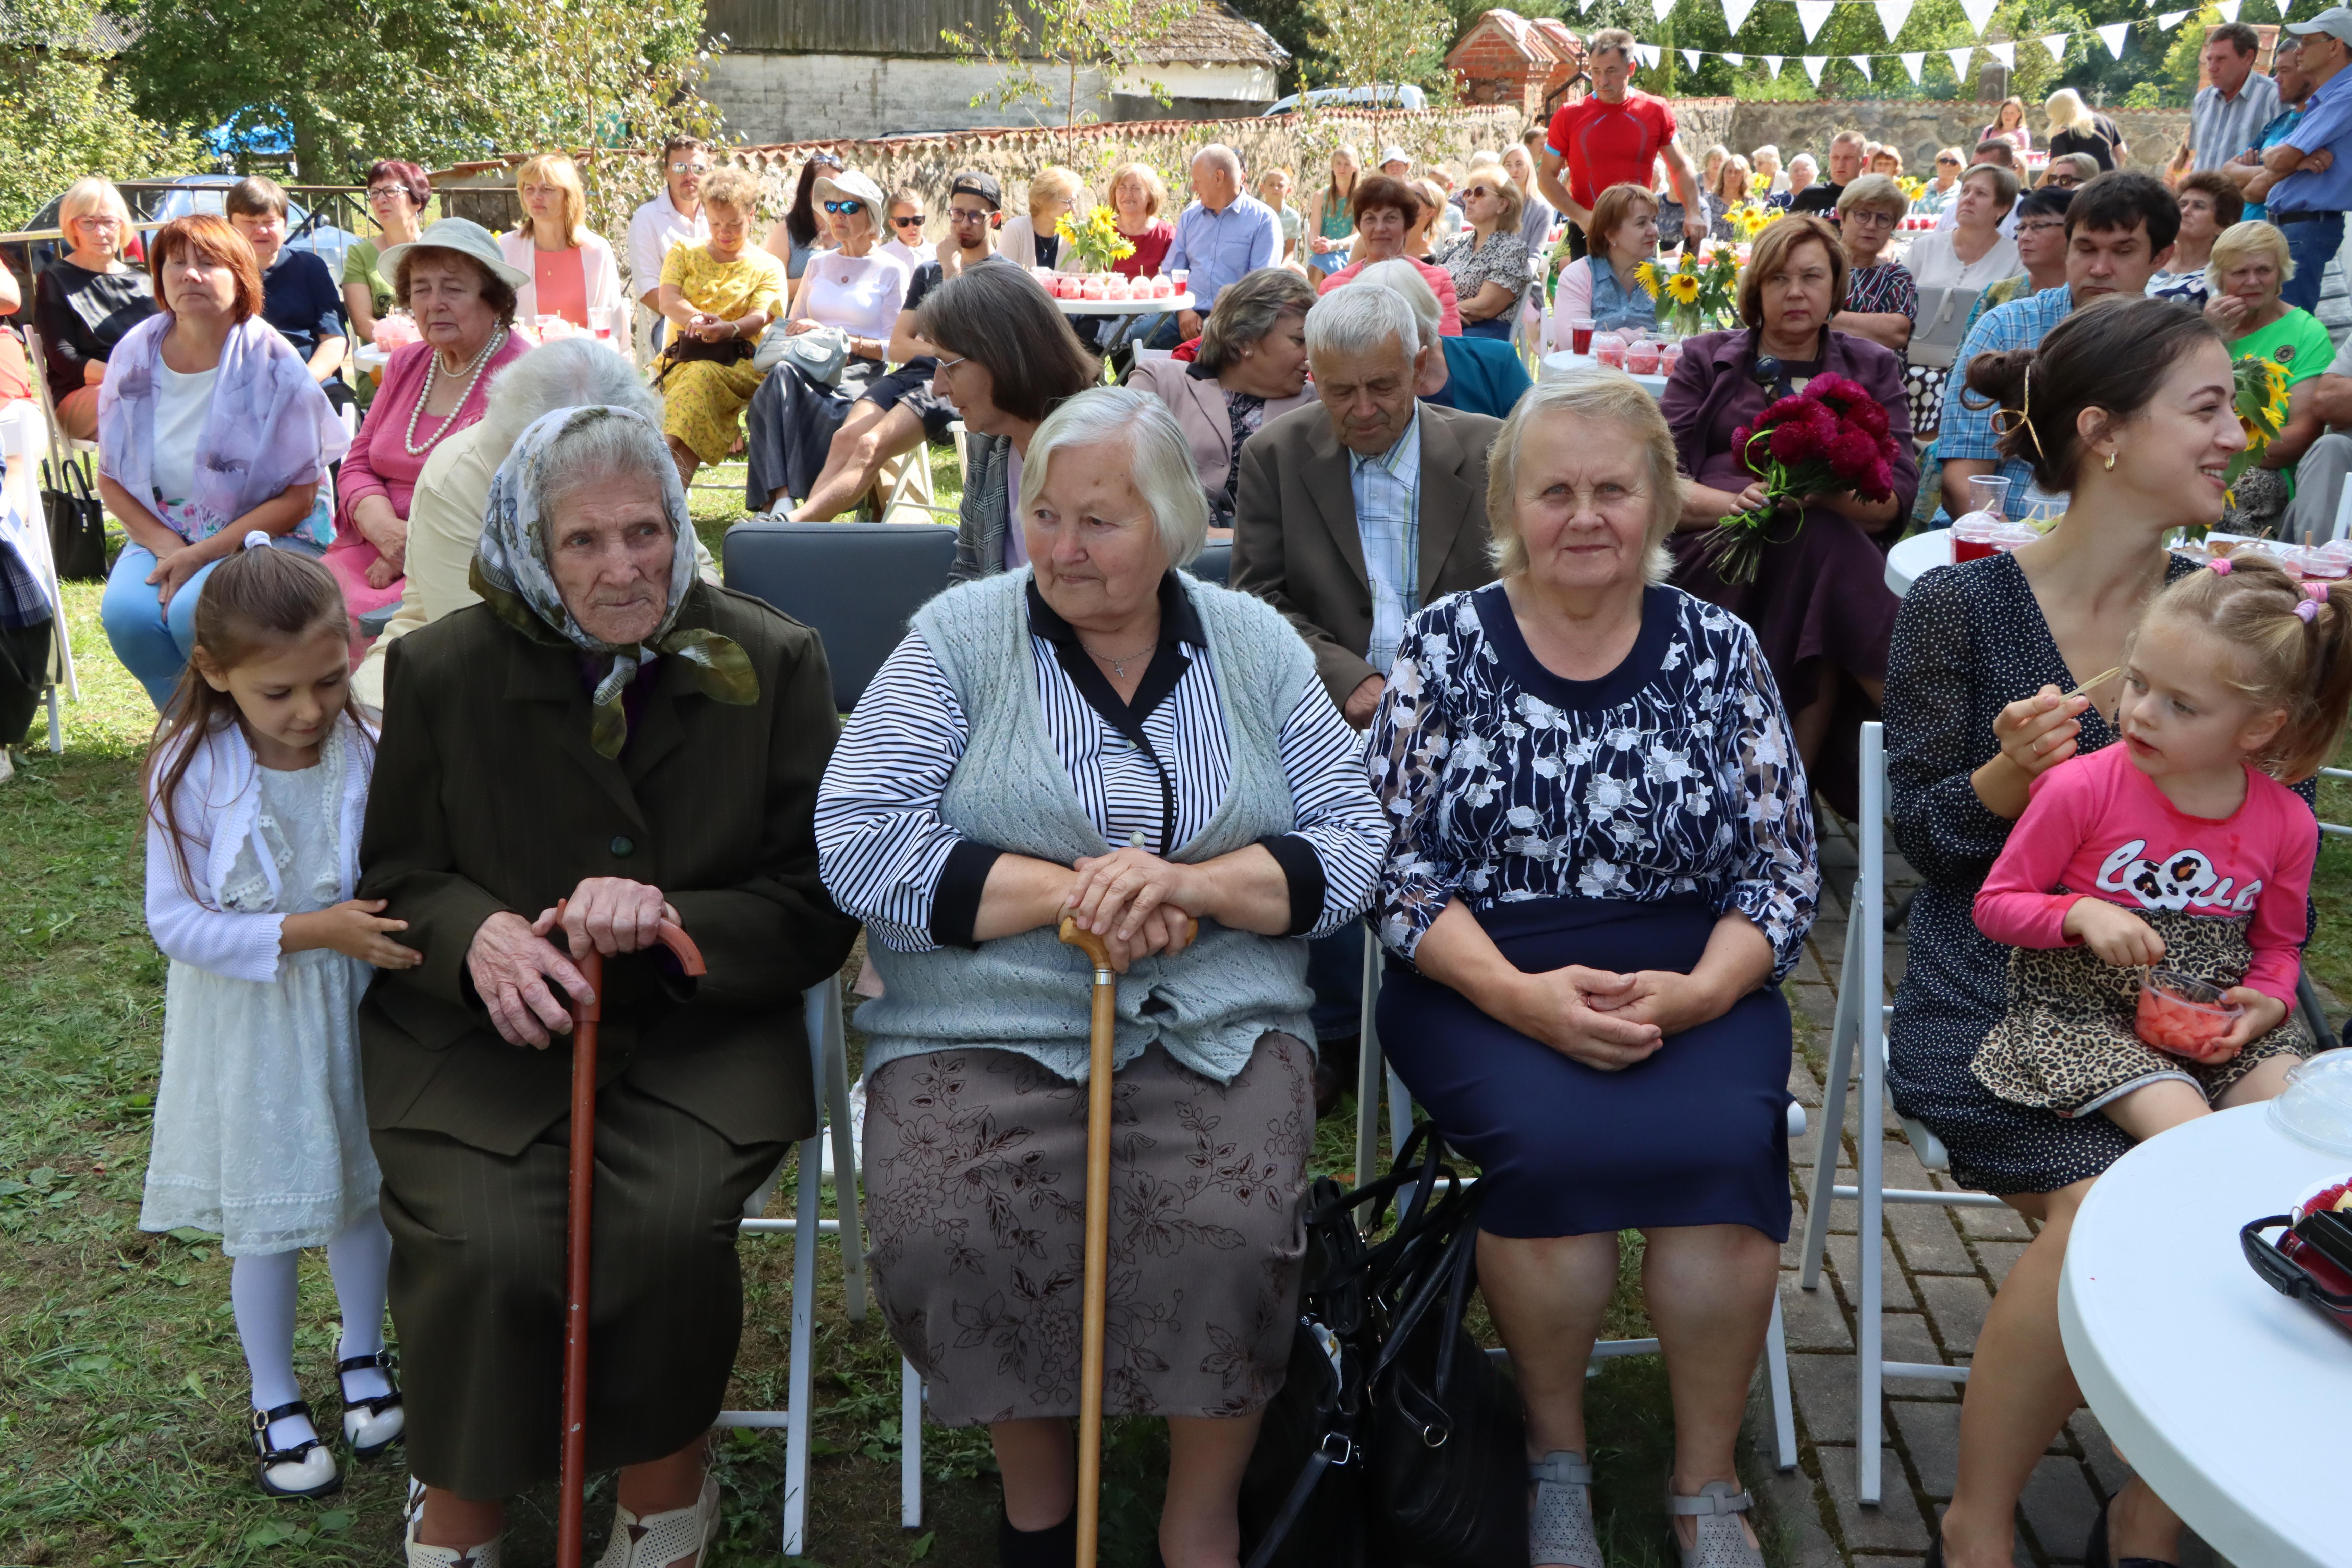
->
[1057, 911, 1195, 1568]
[553, 899, 708, 1568]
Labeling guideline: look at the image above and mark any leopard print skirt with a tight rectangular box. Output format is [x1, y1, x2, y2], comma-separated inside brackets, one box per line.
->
[863, 1034, 1314, 1427]
[1971, 903, 2311, 1118]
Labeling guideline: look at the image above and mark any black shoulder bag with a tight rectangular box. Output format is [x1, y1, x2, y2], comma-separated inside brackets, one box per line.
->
[41, 457, 107, 582]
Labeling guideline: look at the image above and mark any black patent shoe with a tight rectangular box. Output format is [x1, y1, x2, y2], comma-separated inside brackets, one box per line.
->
[336, 1351, 405, 1459]
[252, 1399, 341, 1498]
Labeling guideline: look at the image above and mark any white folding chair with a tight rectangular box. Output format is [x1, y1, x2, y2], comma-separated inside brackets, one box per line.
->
[1797, 722, 2008, 1506]
[2330, 476, 2352, 546]
[1352, 928, 1802, 1469]
[717, 977, 903, 1555]
[875, 444, 952, 526]
[0, 396, 72, 753]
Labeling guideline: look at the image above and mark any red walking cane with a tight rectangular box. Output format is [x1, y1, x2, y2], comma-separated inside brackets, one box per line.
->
[553, 899, 708, 1568]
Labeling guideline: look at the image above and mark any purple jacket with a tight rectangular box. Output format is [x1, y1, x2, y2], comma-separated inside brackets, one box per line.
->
[1659, 326, 1918, 524]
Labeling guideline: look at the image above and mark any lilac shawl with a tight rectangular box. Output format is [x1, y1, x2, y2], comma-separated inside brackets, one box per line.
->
[96, 314, 349, 545]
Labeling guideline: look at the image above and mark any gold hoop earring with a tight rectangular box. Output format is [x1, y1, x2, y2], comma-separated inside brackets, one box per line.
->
[2103, 450, 2116, 471]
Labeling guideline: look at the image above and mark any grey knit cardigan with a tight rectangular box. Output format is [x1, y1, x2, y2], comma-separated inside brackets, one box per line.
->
[855, 567, 1318, 1084]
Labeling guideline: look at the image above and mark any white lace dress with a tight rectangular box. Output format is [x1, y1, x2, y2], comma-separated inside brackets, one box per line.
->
[139, 745, 380, 1255]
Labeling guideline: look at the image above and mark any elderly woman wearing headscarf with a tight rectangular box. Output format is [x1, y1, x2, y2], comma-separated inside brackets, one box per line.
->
[357, 403, 859, 1568]
[816, 385, 1389, 1568]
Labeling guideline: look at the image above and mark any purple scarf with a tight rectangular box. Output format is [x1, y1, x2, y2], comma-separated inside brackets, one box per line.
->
[96, 313, 349, 545]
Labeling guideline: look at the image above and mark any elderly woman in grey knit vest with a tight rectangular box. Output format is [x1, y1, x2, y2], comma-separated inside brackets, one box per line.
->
[817, 385, 1388, 1568]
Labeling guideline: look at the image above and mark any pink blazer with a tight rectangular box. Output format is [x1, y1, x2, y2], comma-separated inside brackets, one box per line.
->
[1126, 355, 1315, 512]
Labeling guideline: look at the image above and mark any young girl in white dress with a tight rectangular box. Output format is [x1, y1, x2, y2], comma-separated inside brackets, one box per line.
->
[140, 533, 420, 1498]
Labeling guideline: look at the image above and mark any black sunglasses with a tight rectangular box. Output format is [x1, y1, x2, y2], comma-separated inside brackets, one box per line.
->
[890, 214, 925, 228]
[822, 199, 865, 215]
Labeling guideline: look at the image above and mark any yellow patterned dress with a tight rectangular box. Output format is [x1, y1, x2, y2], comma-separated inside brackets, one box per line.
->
[657, 242, 790, 464]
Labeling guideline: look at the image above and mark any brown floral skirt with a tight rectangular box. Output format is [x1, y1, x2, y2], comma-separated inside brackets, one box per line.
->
[864, 1034, 1314, 1426]
[1971, 904, 2311, 1117]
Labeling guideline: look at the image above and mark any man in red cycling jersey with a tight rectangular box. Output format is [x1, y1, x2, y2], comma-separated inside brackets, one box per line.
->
[1536, 29, 1706, 259]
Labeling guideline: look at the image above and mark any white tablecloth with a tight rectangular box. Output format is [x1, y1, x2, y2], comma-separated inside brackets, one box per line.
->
[1051, 293, 1194, 315]
[2058, 1103, 2352, 1568]
[1538, 350, 1668, 399]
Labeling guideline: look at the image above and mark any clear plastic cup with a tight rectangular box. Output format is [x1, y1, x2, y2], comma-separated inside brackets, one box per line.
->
[1967, 474, 2012, 522]
[1570, 315, 1596, 354]
[1625, 338, 1662, 374]
[1593, 331, 1628, 369]
[1951, 512, 2001, 562]
[1988, 523, 2040, 554]
[1169, 268, 1190, 293]
[1658, 342, 1681, 377]
[2136, 969, 2242, 1056]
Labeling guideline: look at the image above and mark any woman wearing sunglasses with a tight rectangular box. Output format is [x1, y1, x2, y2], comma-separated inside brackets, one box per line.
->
[744, 168, 914, 513]
[1435, 172, 1530, 341]
[761, 152, 841, 281]
[881, 187, 929, 271]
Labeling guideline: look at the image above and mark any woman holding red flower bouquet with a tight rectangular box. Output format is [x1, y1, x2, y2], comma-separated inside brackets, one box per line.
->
[1662, 214, 1916, 813]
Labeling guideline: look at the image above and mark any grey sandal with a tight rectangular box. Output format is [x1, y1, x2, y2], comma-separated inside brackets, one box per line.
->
[1529, 1450, 1602, 1568]
[1668, 1479, 1764, 1568]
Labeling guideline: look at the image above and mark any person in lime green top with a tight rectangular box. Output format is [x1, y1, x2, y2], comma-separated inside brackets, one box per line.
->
[2206, 219, 2329, 530]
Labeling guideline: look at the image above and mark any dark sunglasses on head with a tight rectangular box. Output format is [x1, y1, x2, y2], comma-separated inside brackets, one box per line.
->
[823, 199, 865, 214]
[891, 214, 925, 228]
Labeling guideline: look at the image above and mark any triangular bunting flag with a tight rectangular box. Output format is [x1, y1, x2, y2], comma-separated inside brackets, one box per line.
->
[2097, 22, 2130, 55]
[1874, 0, 1915, 38]
[1760, 53, 1783, 78]
[1795, 0, 1835, 40]
[1958, 0, 1999, 35]
[1944, 43, 1975, 79]
[1987, 39, 2015, 66]
[1848, 53, 1874, 79]
[1681, 47, 1701, 70]
[2156, 9, 2190, 26]
[1723, 51, 1745, 64]
[2215, 0, 2240, 18]
[2038, 32, 2067, 61]
[1899, 49, 1926, 82]
[1722, 0, 1757, 34]
[1801, 53, 1829, 82]
[1633, 42, 1661, 68]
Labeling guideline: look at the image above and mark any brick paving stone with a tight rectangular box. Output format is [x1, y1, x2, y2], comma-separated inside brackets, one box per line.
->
[1880, 1309, 1956, 1371]
[1791, 982, 1837, 1033]
[1789, 1351, 1858, 1445]
[1790, 1056, 1825, 1105]
[1885, 1200, 1977, 1276]
[1825, 1234, 1919, 1311]
[1819, 1445, 1932, 1553]
[2065, 1408, 2131, 1498]
[1758, 1466, 1842, 1568]
[1916, 1274, 1995, 1357]
[2017, 1455, 2102, 1563]
[1888, 1398, 1962, 1500]
[1957, 1202, 2035, 1241]
[1780, 1274, 1855, 1351]
[1971, 1238, 2030, 1288]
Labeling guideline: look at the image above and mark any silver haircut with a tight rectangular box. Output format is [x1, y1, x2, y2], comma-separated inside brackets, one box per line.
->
[1350, 258, 1442, 351]
[1019, 386, 1208, 567]
[1193, 143, 1243, 178]
[1304, 283, 1420, 369]
[530, 406, 680, 537]
[1790, 153, 1819, 174]
[1485, 372, 1679, 586]
[483, 338, 662, 456]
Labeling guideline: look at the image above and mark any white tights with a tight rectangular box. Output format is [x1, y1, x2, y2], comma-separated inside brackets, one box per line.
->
[230, 1210, 393, 1448]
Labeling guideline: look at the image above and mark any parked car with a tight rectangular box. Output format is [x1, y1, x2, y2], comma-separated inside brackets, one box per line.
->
[19, 173, 360, 276]
[1261, 83, 1428, 115]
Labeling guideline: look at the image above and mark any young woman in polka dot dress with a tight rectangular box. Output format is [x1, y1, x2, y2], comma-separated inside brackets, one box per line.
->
[1882, 297, 2317, 1568]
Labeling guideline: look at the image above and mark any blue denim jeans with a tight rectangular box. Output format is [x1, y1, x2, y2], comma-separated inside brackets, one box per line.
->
[102, 543, 220, 709]
[2281, 213, 2343, 313]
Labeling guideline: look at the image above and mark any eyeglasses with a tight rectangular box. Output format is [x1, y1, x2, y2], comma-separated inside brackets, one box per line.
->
[947, 206, 991, 223]
[1935, 156, 1961, 166]
[366, 186, 409, 201]
[1843, 210, 1897, 230]
[669, 161, 710, 175]
[823, 199, 864, 215]
[933, 354, 968, 375]
[1465, 186, 1497, 200]
[891, 214, 925, 228]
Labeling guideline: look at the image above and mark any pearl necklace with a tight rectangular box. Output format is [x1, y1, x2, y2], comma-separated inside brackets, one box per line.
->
[403, 329, 507, 456]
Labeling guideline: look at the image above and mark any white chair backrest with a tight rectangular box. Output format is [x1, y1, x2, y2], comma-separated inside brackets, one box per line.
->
[2333, 473, 2352, 546]
[1906, 284, 1981, 371]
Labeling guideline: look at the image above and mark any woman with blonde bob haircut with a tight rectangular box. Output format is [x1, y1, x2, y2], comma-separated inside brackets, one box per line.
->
[34, 175, 157, 438]
[999, 165, 1086, 271]
[498, 151, 627, 332]
[1367, 369, 1817, 1568]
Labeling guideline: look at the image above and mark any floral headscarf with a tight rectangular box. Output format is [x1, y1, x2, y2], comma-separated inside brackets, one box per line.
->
[472, 405, 754, 757]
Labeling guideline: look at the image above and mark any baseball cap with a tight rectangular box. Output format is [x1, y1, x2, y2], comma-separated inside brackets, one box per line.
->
[947, 172, 1002, 210]
[2287, 7, 2352, 43]
[1380, 146, 1413, 167]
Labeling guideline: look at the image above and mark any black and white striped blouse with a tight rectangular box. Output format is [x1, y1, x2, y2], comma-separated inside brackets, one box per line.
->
[817, 575, 1388, 953]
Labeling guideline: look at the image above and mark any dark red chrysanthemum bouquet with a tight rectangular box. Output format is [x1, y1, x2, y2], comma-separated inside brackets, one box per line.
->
[1704, 373, 1900, 584]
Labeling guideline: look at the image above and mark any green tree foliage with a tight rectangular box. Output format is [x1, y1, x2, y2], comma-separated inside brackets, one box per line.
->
[120, 0, 724, 223]
[944, 0, 1206, 151]
[1307, 0, 1465, 99]
[0, 0, 202, 230]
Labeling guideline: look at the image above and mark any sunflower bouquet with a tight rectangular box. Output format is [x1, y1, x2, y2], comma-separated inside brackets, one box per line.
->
[2232, 354, 2290, 488]
[1635, 244, 1742, 336]
[1055, 204, 1137, 273]
[1727, 202, 1782, 244]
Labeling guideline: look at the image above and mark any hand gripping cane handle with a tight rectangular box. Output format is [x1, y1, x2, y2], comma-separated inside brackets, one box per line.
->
[553, 898, 708, 1568]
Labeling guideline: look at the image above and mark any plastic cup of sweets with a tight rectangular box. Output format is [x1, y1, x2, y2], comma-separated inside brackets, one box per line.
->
[2135, 969, 2242, 1056]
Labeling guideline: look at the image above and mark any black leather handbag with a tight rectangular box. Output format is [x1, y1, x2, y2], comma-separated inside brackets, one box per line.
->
[1239, 1125, 1528, 1568]
[41, 458, 107, 582]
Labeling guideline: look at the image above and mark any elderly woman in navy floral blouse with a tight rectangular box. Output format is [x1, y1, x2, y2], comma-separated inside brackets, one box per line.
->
[1367, 372, 1819, 1568]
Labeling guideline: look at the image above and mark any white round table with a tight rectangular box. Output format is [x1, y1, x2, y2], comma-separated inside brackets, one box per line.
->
[1886, 528, 1953, 596]
[1537, 349, 1668, 399]
[1051, 292, 1194, 316]
[2058, 1103, 2352, 1568]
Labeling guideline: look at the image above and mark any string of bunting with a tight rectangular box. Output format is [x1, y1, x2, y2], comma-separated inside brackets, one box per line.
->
[1581, 0, 2259, 83]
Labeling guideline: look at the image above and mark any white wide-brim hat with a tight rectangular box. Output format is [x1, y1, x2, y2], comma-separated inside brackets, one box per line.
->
[813, 170, 889, 215]
[378, 216, 532, 292]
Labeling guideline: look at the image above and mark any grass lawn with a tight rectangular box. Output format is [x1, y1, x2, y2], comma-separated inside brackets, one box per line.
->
[16, 454, 2339, 1567]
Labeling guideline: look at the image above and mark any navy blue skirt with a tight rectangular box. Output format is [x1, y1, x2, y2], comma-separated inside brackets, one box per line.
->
[1377, 895, 1793, 1241]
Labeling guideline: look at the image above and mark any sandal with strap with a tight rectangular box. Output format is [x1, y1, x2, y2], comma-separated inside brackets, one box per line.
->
[596, 1473, 720, 1568]
[336, 1351, 405, 1459]
[251, 1399, 340, 1499]
[1668, 1479, 1764, 1568]
[404, 1506, 503, 1568]
[1529, 1450, 1602, 1568]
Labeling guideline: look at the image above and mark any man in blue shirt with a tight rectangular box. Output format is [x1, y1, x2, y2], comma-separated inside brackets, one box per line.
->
[1162, 144, 1280, 343]
[2262, 7, 2352, 311]
[1939, 172, 2179, 517]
